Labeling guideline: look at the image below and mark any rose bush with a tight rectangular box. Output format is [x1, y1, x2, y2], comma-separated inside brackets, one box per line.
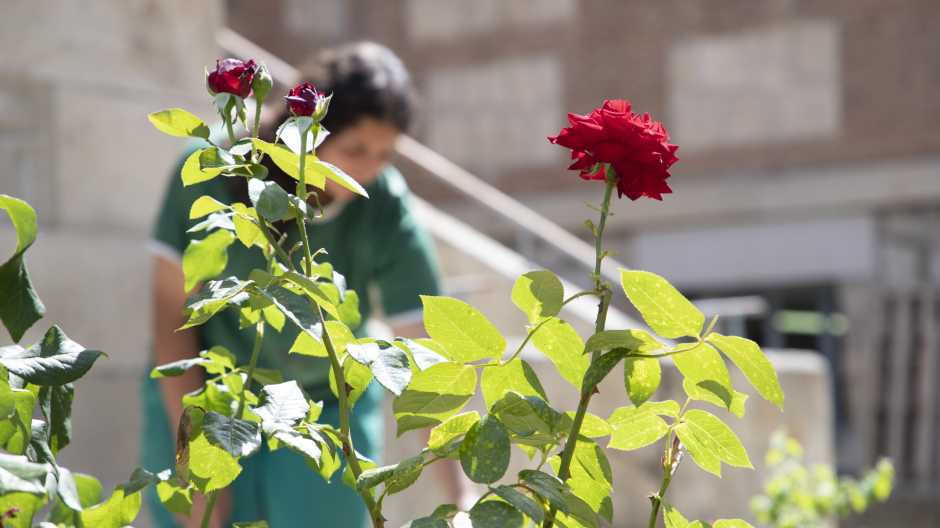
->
[548, 99, 679, 201]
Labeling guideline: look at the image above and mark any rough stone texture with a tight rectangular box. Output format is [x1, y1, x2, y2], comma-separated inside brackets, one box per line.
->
[668, 20, 841, 152]
[382, 348, 834, 528]
[405, 0, 578, 42]
[424, 55, 564, 180]
[0, 2, 221, 526]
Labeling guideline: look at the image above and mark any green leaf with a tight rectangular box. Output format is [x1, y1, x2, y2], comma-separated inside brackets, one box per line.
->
[180, 148, 222, 186]
[567, 412, 614, 438]
[182, 229, 235, 292]
[459, 414, 511, 484]
[385, 450, 426, 495]
[554, 493, 601, 528]
[512, 270, 564, 325]
[355, 464, 397, 493]
[309, 161, 369, 198]
[623, 356, 661, 407]
[659, 497, 690, 528]
[606, 402, 676, 451]
[431, 503, 459, 519]
[469, 499, 525, 528]
[38, 383, 73, 455]
[682, 409, 751, 468]
[261, 285, 323, 342]
[252, 368, 284, 386]
[712, 521, 754, 528]
[0, 195, 45, 343]
[262, 422, 321, 460]
[250, 140, 326, 187]
[201, 411, 262, 457]
[346, 341, 412, 396]
[189, 196, 230, 219]
[393, 362, 477, 436]
[531, 319, 589, 389]
[620, 270, 704, 339]
[234, 522, 271, 528]
[328, 354, 373, 407]
[672, 342, 733, 410]
[248, 178, 290, 223]
[683, 379, 748, 418]
[199, 146, 241, 170]
[255, 381, 310, 424]
[0, 452, 51, 495]
[148, 108, 210, 139]
[77, 484, 142, 528]
[673, 421, 722, 476]
[429, 411, 479, 456]
[489, 391, 559, 437]
[481, 358, 548, 408]
[0, 326, 105, 386]
[120, 467, 171, 496]
[706, 333, 783, 409]
[550, 452, 613, 524]
[422, 296, 505, 362]
[156, 479, 193, 515]
[584, 329, 663, 355]
[581, 349, 629, 394]
[0, 492, 42, 528]
[0, 371, 13, 420]
[402, 517, 449, 528]
[180, 279, 252, 330]
[0, 389, 37, 453]
[150, 357, 212, 378]
[493, 485, 544, 524]
[518, 469, 570, 515]
[568, 436, 612, 489]
[48, 472, 102, 524]
[338, 289, 361, 329]
[188, 422, 243, 493]
[291, 320, 354, 358]
[394, 338, 449, 371]
[230, 203, 262, 248]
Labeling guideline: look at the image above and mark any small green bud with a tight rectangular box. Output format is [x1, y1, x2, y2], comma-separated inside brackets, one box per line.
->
[251, 62, 274, 101]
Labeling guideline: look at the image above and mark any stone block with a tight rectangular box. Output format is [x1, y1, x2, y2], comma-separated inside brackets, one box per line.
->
[423, 55, 564, 181]
[668, 20, 841, 152]
[405, 0, 578, 42]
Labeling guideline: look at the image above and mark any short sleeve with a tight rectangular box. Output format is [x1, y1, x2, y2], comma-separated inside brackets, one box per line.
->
[371, 172, 442, 318]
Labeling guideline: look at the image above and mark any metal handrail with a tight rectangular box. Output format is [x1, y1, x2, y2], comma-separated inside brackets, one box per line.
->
[216, 28, 632, 286]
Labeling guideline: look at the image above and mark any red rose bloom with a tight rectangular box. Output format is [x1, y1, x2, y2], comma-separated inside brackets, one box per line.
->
[548, 100, 678, 200]
[207, 59, 257, 99]
[284, 83, 325, 118]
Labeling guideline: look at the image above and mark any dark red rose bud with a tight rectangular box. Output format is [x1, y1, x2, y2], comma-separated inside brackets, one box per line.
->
[207, 59, 257, 99]
[284, 83, 326, 119]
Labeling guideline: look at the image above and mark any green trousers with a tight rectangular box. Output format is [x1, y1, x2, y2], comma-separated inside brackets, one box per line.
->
[140, 373, 384, 528]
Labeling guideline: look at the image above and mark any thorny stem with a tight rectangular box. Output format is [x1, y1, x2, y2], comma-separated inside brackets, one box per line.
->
[251, 99, 263, 162]
[544, 175, 616, 528]
[253, 210, 294, 270]
[315, 290, 378, 526]
[235, 319, 264, 420]
[650, 399, 691, 527]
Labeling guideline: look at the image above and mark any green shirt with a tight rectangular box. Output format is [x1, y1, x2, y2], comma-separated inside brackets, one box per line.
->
[152, 148, 441, 402]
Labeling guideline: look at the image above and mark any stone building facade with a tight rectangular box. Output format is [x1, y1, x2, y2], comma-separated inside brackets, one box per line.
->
[229, 0, 940, 502]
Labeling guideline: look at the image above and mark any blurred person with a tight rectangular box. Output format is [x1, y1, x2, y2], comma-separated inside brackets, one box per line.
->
[143, 42, 466, 528]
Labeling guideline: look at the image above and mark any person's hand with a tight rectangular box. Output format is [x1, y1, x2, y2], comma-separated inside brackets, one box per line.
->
[178, 488, 231, 528]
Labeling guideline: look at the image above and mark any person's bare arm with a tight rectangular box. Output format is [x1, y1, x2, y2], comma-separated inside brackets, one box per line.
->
[153, 256, 230, 528]
[390, 319, 478, 511]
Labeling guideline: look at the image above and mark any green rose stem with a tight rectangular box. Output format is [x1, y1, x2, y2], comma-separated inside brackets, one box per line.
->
[292, 125, 379, 526]
[545, 173, 616, 528]
[296, 126, 315, 277]
[235, 320, 264, 419]
[200, 491, 221, 528]
[315, 305, 380, 527]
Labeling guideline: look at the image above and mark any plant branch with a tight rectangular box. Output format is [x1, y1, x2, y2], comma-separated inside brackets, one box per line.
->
[561, 290, 602, 307]
[504, 318, 552, 364]
[544, 175, 616, 528]
[235, 319, 264, 420]
[315, 305, 379, 526]
[297, 128, 314, 277]
[253, 210, 295, 270]
[251, 99, 263, 163]
[200, 489, 220, 528]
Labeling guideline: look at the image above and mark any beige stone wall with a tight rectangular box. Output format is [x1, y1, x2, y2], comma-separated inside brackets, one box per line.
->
[0, 2, 223, 524]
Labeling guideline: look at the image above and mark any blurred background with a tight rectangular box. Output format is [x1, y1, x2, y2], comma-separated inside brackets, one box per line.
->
[1, 1, 938, 526]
